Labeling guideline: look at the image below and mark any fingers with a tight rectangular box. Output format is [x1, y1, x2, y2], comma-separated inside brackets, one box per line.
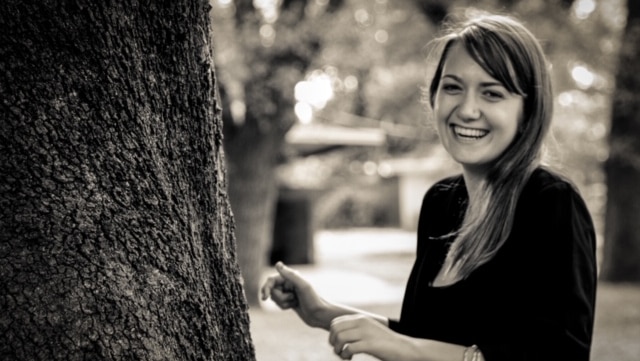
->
[260, 274, 288, 300]
[260, 275, 277, 301]
[261, 262, 305, 306]
[270, 288, 298, 309]
[331, 328, 361, 356]
[275, 262, 309, 290]
[329, 315, 361, 342]
[260, 262, 303, 301]
[339, 343, 353, 360]
[261, 275, 295, 302]
[329, 315, 364, 359]
[338, 342, 368, 360]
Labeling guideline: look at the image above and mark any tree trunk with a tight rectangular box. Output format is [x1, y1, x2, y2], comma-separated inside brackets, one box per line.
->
[0, 1, 255, 360]
[224, 118, 283, 306]
[220, 1, 326, 307]
[601, 0, 640, 282]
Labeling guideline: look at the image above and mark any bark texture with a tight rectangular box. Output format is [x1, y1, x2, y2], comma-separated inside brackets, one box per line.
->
[601, 0, 640, 282]
[0, 1, 255, 360]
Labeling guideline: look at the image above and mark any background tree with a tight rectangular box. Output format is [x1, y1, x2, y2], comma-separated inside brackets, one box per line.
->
[601, 0, 640, 282]
[212, 0, 344, 307]
[0, 1, 254, 359]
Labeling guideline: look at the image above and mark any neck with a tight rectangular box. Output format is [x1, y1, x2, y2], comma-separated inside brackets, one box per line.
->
[461, 167, 487, 201]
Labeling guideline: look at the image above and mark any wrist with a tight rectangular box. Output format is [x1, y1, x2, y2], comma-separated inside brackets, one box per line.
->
[317, 299, 347, 330]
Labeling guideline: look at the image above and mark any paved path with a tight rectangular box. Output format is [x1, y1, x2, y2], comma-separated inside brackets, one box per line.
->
[253, 228, 416, 361]
[259, 228, 416, 309]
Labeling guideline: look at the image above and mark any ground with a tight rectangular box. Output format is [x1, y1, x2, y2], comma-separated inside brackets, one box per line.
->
[249, 228, 640, 361]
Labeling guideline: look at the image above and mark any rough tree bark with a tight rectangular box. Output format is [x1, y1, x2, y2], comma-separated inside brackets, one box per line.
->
[601, 0, 640, 282]
[0, 1, 255, 360]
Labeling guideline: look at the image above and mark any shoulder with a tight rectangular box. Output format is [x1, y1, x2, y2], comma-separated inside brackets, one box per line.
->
[419, 174, 464, 219]
[522, 166, 582, 202]
[516, 168, 597, 283]
[417, 174, 465, 245]
[425, 174, 464, 199]
[519, 166, 594, 231]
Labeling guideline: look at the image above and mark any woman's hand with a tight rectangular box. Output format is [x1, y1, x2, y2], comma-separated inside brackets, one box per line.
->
[329, 314, 416, 361]
[260, 262, 333, 329]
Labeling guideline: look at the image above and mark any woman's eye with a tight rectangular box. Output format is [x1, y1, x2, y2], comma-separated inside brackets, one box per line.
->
[483, 90, 504, 100]
[442, 83, 461, 93]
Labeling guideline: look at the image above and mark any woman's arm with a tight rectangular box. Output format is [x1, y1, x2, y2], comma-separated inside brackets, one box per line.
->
[261, 262, 389, 330]
[329, 314, 483, 361]
[262, 263, 484, 360]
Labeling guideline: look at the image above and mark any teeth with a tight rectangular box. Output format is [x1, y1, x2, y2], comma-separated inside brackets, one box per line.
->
[453, 125, 488, 138]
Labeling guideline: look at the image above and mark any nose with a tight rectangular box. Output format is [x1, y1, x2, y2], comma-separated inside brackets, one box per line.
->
[456, 93, 481, 121]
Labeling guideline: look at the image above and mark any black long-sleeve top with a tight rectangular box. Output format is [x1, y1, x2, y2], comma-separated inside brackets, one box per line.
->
[388, 167, 598, 360]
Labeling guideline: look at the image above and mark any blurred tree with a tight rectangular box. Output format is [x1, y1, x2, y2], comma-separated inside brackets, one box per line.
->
[415, 0, 450, 24]
[212, 0, 344, 306]
[602, 0, 640, 282]
[316, 0, 438, 154]
[0, 1, 254, 359]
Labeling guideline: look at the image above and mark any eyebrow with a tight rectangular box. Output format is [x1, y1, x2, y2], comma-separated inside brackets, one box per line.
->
[442, 74, 504, 88]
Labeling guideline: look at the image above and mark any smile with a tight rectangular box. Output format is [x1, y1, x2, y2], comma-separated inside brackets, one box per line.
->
[451, 125, 489, 140]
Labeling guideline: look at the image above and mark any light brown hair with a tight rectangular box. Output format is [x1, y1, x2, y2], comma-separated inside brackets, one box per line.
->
[427, 11, 553, 281]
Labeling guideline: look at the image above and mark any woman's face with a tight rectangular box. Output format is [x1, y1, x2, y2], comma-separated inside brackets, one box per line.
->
[433, 42, 524, 174]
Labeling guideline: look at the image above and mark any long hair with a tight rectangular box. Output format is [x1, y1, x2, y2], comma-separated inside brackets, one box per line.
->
[427, 11, 554, 281]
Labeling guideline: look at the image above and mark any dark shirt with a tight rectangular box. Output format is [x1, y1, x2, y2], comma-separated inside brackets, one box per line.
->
[389, 167, 597, 361]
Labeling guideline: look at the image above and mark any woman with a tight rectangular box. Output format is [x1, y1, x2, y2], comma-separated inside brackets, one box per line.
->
[261, 11, 597, 361]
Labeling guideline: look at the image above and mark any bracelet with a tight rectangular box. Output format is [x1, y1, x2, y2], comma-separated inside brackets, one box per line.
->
[463, 344, 481, 361]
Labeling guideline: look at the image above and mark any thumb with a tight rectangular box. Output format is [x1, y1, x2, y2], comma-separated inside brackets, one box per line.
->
[275, 261, 308, 288]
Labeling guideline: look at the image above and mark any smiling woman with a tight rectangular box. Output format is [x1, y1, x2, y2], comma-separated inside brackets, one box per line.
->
[424, 12, 555, 286]
[433, 43, 523, 169]
[260, 10, 597, 361]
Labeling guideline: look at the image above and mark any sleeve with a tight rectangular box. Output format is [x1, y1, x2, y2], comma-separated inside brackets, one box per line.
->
[478, 182, 598, 361]
[387, 318, 401, 331]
